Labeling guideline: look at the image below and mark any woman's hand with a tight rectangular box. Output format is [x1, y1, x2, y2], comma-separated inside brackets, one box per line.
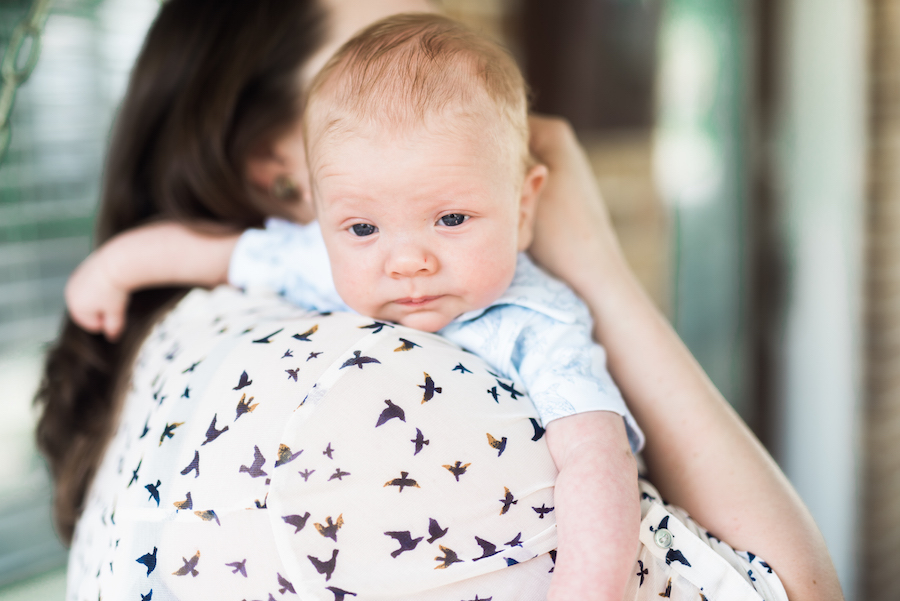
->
[527, 114, 626, 294]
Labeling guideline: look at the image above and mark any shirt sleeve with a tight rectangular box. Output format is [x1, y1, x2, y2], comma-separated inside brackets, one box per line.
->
[227, 218, 348, 313]
[511, 307, 646, 453]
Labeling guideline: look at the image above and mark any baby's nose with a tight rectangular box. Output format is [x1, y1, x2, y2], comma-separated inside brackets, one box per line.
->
[386, 240, 437, 277]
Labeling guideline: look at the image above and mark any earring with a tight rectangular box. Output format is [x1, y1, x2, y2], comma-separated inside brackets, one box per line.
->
[271, 174, 300, 201]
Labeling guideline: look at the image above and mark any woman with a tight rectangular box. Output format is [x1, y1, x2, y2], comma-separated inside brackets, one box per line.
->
[35, 0, 843, 599]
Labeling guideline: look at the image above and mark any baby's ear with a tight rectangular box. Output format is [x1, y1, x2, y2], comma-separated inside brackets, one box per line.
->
[517, 163, 548, 251]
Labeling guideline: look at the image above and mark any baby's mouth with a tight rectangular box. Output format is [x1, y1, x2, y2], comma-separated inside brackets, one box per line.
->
[394, 295, 442, 306]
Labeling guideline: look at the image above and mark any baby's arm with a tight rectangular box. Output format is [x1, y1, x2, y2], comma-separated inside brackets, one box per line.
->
[66, 222, 239, 340]
[545, 411, 639, 601]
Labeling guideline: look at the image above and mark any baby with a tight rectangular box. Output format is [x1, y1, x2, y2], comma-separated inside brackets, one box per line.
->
[68, 14, 643, 600]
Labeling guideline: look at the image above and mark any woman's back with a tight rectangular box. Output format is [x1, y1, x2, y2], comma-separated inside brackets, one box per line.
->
[69, 287, 558, 600]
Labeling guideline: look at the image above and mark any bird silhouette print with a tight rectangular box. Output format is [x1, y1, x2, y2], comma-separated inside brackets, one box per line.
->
[473, 537, 500, 560]
[452, 363, 472, 374]
[164, 343, 179, 361]
[326, 586, 357, 600]
[307, 351, 323, 361]
[486, 387, 499, 403]
[253, 328, 283, 344]
[495, 379, 523, 400]
[427, 518, 448, 543]
[152, 380, 165, 403]
[636, 560, 648, 587]
[411, 428, 429, 455]
[181, 386, 190, 399]
[434, 545, 463, 569]
[340, 350, 381, 369]
[532, 504, 554, 519]
[282, 512, 311, 533]
[194, 509, 220, 525]
[239, 446, 267, 478]
[443, 461, 470, 481]
[233, 370, 253, 390]
[486, 433, 507, 457]
[529, 418, 545, 441]
[275, 444, 302, 467]
[292, 325, 318, 341]
[180, 451, 200, 479]
[235, 394, 258, 421]
[286, 368, 300, 381]
[298, 469, 315, 481]
[328, 468, 350, 481]
[226, 559, 247, 577]
[141, 591, 152, 601]
[314, 515, 344, 541]
[145, 480, 161, 506]
[323, 443, 335, 459]
[385, 530, 423, 557]
[140, 416, 150, 439]
[201, 414, 229, 445]
[418, 373, 442, 403]
[277, 573, 296, 594]
[173, 492, 192, 510]
[128, 459, 142, 487]
[384, 471, 420, 492]
[282, 349, 293, 358]
[136, 546, 157, 576]
[499, 487, 517, 515]
[182, 360, 201, 373]
[173, 551, 200, 577]
[359, 321, 394, 334]
[659, 577, 672, 597]
[504, 532, 522, 547]
[376, 400, 406, 427]
[665, 548, 691, 568]
[394, 338, 420, 352]
[159, 422, 184, 446]
[308, 549, 338, 581]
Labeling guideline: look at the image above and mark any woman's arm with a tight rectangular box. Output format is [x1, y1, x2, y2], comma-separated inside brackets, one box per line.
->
[527, 115, 844, 601]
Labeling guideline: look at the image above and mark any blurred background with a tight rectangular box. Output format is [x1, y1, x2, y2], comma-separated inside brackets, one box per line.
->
[0, 0, 882, 598]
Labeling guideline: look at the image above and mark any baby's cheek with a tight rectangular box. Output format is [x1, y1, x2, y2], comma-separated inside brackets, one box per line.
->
[329, 255, 369, 313]
[466, 255, 517, 307]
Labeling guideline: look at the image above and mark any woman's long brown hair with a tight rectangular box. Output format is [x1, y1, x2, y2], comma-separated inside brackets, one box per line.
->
[34, 0, 323, 544]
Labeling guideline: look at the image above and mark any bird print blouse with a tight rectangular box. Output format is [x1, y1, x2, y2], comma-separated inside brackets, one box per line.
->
[230, 219, 644, 452]
[67, 287, 563, 601]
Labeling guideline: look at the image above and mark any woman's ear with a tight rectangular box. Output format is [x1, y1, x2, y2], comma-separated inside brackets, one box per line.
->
[517, 163, 548, 251]
[245, 144, 290, 193]
[245, 125, 315, 223]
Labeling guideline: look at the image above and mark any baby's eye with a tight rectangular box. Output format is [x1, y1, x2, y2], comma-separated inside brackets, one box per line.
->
[351, 223, 377, 237]
[439, 214, 468, 227]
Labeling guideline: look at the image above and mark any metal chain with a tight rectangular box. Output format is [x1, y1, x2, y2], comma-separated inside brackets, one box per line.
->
[0, 0, 54, 165]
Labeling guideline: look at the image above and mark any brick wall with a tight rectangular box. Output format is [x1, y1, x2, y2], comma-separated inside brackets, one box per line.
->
[864, 1, 900, 598]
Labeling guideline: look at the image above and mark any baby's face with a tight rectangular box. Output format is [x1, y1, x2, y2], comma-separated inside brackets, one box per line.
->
[312, 122, 536, 332]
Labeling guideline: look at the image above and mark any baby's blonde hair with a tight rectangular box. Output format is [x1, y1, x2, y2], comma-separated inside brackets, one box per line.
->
[304, 13, 530, 176]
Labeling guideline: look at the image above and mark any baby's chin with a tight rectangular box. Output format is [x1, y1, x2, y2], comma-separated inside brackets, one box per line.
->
[391, 311, 454, 333]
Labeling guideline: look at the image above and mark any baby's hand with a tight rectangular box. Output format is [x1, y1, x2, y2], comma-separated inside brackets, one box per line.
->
[65, 249, 129, 342]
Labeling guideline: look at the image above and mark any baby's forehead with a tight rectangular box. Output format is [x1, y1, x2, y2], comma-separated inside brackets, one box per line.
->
[308, 109, 524, 177]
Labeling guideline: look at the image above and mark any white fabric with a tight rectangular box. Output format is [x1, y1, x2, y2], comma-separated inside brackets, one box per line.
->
[67, 287, 787, 601]
[229, 219, 644, 452]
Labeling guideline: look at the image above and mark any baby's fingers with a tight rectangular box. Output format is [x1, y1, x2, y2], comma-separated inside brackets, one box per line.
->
[102, 309, 125, 342]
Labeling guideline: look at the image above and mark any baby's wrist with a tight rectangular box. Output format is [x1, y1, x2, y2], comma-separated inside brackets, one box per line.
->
[96, 239, 135, 293]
